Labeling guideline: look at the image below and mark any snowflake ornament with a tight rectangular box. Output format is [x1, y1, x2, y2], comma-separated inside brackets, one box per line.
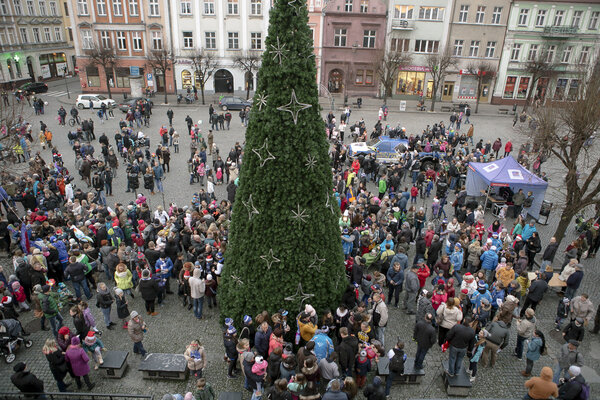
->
[255, 93, 268, 111]
[284, 283, 315, 306]
[325, 193, 336, 215]
[291, 204, 309, 223]
[307, 254, 326, 273]
[277, 89, 312, 125]
[270, 36, 287, 65]
[252, 138, 276, 167]
[305, 153, 317, 170]
[260, 249, 281, 270]
[231, 274, 244, 286]
[242, 194, 259, 220]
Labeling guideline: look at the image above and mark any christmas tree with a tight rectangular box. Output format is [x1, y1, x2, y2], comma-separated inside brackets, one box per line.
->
[219, 0, 346, 325]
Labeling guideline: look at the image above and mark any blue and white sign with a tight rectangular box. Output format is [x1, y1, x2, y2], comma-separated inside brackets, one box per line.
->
[147, 73, 153, 81]
[130, 66, 140, 76]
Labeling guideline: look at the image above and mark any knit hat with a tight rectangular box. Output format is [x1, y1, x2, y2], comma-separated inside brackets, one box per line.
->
[490, 246, 497, 251]
[1, 296, 11, 304]
[227, 326, 237, 335]
[461, 288, 469, 295]
[206, 274, 213, 280]
[114, 288, 124, 296]
[225, 318, 234, 326]
[477, 280, 486, 290]
[71, 336, 81, 346]
[243, 315, 252, 324]
[515, 235, 522, 241]
[86, 331, 95, 339]
[305, 304, 316, 317]
[130, 310, 139, 318]
[464, 273, 474, 280]
[58, 326, 70, 336]
[454, 243, 461, 249]
[244, 352, 255, 362]
[569, 365, 581, 376]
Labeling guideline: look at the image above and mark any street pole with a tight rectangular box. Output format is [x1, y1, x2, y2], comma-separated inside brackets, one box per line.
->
[63, 67, 70, 99]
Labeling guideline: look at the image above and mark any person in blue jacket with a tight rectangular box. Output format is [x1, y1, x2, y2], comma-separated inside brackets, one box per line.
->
[450, 243, 464, 285]
[470, 280, 493, 310]
[154, 252, 174, 299]
[480, 246, 499, 282]
[310, 327, 334, 363]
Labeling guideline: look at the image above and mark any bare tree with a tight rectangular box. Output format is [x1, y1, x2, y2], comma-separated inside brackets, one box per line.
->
[85, 41, 118, 100]
[189, 49, 218, 105]
[146, 46, 175, 104]
[375, 50, 412, 102]
[233, 51, 261, 100]
[527, 65, 600, 244]
[523, 48, 557, 111]
[465, 61, 496, 114]
[0, 99, 36, 176]
[425, 49, 457, 112]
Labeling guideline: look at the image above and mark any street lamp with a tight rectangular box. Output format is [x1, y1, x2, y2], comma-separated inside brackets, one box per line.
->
[63, 67, 70, 99]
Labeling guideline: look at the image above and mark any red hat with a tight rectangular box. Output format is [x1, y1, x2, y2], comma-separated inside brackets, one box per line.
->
[87, 331, 95, 338]
[461, 288, 469, 294]
[58, 326, 70, 336]
[202, 210, 208, 215]
[1, 296, 11, 304]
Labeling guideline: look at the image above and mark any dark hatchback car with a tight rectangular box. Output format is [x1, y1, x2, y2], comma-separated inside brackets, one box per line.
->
[119, 97, 154, 113]
[14, 82, 48, 95]
[218, 96, 252, 111]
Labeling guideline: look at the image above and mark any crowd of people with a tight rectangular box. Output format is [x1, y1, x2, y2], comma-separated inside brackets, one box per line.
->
[0, 97, 599, 400]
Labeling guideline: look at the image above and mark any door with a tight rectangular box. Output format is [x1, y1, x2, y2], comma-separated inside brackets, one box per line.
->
[214, 69, 234, 93]
[328, 69, 343, 93]
[479, 84, 490, 102]
[442, 82, 454, 101]
[26, 57, 35, 80]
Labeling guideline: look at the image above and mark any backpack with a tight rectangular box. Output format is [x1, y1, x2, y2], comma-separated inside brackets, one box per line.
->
[578, 382, 590, 400]
[389, 349, 405, 374]
[41, 295, 53, 315]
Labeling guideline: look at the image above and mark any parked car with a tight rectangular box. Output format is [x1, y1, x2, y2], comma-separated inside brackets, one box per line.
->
[118, 97, 154, 113]
[14, 82, 48, 95]
[218, 96, 252, 111]
[348, 136, 409, 164]
[76, 94, 117, 109]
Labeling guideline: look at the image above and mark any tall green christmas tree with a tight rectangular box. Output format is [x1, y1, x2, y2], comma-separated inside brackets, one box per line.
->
[219, 0, 346, 324]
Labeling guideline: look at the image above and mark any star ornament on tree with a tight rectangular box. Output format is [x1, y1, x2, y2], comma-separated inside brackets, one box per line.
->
[307, 253, 326, 273]
[305, 153, 317, 170]
[260, 249, 281, 270]
[270, 36, 287, 65]
[231, 274, 244, 286]
[291, 204, 309, 223]
[284, 283, 315, 307]
[242, 194, 259, 220]
[252, 138, 276, 167]
[277, 89, 312, 125]
[255, 93, 268, 111]
[287, 0, 305, 15]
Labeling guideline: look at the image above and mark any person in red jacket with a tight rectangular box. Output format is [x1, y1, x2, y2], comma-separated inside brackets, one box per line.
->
[504, 140, 513, 157]
[417, 263, 430, 288]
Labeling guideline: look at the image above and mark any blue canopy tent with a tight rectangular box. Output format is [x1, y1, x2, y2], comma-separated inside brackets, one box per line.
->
[466, 156, 548, 219]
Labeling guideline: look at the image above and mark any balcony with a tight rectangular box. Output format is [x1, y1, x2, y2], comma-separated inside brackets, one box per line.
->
[541, 26, 578, 38]
[391, 19, 414, 30]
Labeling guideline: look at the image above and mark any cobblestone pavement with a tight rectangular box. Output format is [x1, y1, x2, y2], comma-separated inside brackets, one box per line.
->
[1, 84, 598, 399]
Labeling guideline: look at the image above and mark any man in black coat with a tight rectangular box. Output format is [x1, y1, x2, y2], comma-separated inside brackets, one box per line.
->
[336, 327, 358, 377]
[520, 273, 548, 317]
[10, 362, 44, 397]
[413, 313, 437, 369]
[64, 256, 91, 300]
[445, 317, 476, 376]
[542, 237, 559, 267]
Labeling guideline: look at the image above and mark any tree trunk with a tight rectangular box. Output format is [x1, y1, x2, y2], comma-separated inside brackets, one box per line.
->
[164, 88, 168, 105]
[475, 80, 481, 114]
[554, 209, 576, 246]
[523, 75, 537, 112]
[430, 84, 437, 112]
[106, 72, 113, 100]
[201, 85, 206, 105]
[246, 83, 250, 100]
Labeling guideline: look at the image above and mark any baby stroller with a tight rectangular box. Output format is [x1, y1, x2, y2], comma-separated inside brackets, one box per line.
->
[57, 282, 78, 309]
[0, 319, 32, 363]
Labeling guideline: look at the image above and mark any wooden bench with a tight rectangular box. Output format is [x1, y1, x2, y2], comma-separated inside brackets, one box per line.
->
[377, 357, 425, 384]
[440, 106, 452, 112]
[139, 353, 188, 380]
[441, 360, 472, 397]
[498, 108, 509, 114]
[98, 350, 129, 378]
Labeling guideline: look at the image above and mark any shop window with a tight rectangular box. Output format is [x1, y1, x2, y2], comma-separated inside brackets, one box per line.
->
[554, 78, 568, 100]
[396, 70, 425, 95]
[86, 66, 100, 86]
[115, 67, 131, 87]
[181, 69, 192, 88]
[516, 77, 530, 99]
[503, 76, 517, 98]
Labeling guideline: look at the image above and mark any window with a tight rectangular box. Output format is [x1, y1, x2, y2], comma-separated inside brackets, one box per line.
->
[76, 0, 87, 14]
[96, 0, 105, 15]
[394, 5, 412, 19]
[418, 6, 444, 20]
[516, 76, 530, 99]
[20, 27, 28, 43]
[250, 32, 261, 50]
[485, 41, 495, 58]
[44, 27, 51, 41]
[553, 10, 564, 26]
[38, 0, 46, 15]
[334, 28, 346, 47]
[116, 67, 134, 87]
[86, 66, 100, 87]
[535, 9, 546, 27]
[567, 79, 580, 100]
[469, 40, 479, 57]
[13, 0, 22, 15]
[458, 5, 468, 22]
[510, 43, 521, 61]
[112, 0, 121, 14]
[561, 46, 572, 63]
[227, 0, 237, 15]
[518, 8, 529, 26]
[116, 31, 126, 49]
[67, 27, 72, 41]
[148, 0, 158, 15]
[26, 0, 33, 14]
[132, 31, 142, 50]
[545, 45, 555, 63]
[503, 76, 517, 98]
[360, 0, 367, 13]
[491, 6, 501, 24]
[7, 28, 15, 44]
[54, 26, 61, 41]
[64, 1, 68, 15]
[362, 30, 375, 48]
[128, 0, 138, 15]
[344, 0, 351, 12]
[182, 31, 193, 48]
[527, 44, 538, 61]
[589, 11, 599, 30]
[81, 29, 92, 48]
[250, 0, 261, 15]
[0, 0, 7, 14]
[414, 39, 439, 53]
[100, 30, 111, 48]
[32, 27, 40, 42]
[0, 32, 5, 44]
[390, 38, 409, 52]
[180, 0, 191, 15]
[571, 10, 582, 28]
[579, 46, 590, 64]
[205, 31, 215, 49]
[554, 78, 568, 100]
[49, 0, 56, 14]
[475, 6, 485, 23]
[453, 39, 463, 56]
[152, 31, 162, 49]
[228, 31, 238, 49]
[203, 0, 213, 14]
[355, 69, 364, 84]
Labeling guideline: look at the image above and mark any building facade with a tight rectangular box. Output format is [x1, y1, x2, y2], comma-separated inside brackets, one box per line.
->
[0, 0, 75, 86]
[307, 0, 324, 93]
[70, 0, 174, 95]
[445, 0, 511, 103]
[493, 0, 600, 105]
[321, 0, 387, 97]
[384, 0, 452, 99]
[171, 0, 270, 94]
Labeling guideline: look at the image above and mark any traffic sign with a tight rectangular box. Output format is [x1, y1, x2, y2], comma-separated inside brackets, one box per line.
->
[130, 66, 140, 76]
[147, 73, 153, 81]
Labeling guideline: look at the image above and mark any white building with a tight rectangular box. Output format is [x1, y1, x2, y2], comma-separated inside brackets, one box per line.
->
[171, 0, 271, 94]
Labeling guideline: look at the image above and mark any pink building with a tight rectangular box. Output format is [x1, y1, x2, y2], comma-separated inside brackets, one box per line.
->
[321, 0, 387, 97]
[307, 0, 325, 89]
